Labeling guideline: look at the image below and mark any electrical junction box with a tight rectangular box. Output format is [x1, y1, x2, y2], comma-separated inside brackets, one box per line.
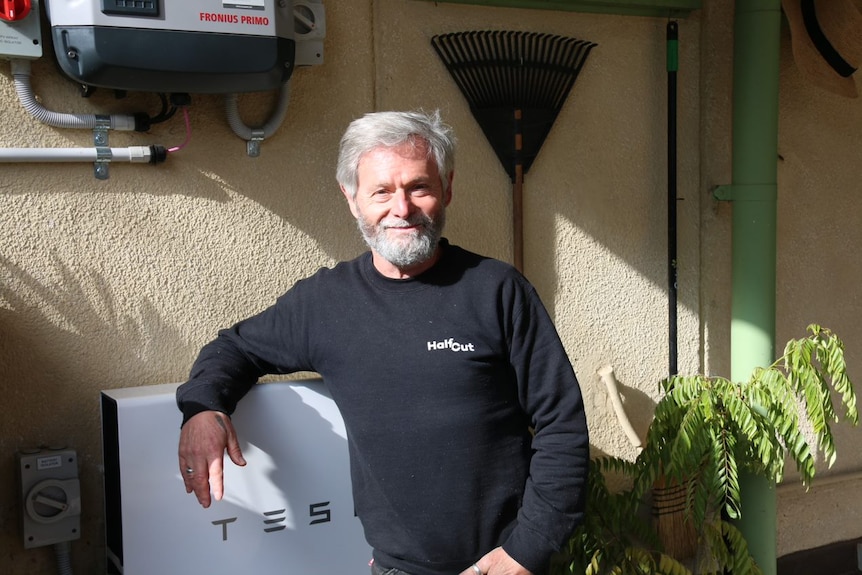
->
[44, 0, 298, 93]
[293, 0, 325, 67]
[100, 380, 371, 575]
[0, 0, 42, 59]
[18, 448, 82, 549]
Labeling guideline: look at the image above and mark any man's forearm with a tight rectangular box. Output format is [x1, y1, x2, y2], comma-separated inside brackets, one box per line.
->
[176, 333, 263, 424]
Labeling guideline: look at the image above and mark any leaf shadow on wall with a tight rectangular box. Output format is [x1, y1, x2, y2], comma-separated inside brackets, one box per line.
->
[0, 253, 198, 571]
[0, 252, 197, 430]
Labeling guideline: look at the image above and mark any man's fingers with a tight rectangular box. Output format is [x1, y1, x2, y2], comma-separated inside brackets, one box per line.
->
[177, 411, 239, 508]
[470, 548, 531, 575]
[192, 473, 213, 508]
[207, 455, 226, 503]
[178, 460, 213, 507]
[180, 462, 196, 494]
[223, 418, 247, 467]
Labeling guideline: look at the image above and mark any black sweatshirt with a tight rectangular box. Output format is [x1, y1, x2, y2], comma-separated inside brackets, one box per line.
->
[177, 239, 588, 575]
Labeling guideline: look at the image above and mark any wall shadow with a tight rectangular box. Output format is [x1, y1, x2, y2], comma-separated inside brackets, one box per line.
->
[0, 255, 195, 573]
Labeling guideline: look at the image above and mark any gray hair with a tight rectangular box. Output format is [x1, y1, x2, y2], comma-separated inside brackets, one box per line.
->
[336, 110, 456, 199]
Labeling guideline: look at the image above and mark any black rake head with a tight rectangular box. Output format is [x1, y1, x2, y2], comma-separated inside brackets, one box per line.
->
[432, 30, 596, 179]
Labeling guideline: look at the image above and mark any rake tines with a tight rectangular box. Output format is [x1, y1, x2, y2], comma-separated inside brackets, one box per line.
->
[432, 30, 596, 271]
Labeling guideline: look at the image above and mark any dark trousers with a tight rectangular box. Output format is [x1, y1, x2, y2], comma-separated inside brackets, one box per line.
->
[370, 559, 414, 575]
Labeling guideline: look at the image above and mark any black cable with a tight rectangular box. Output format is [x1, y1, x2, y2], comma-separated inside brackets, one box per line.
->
[667, 21, 679, 379]
[148, 93, 178, 125]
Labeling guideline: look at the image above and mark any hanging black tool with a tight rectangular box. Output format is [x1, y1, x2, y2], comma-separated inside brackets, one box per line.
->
[667, 21, 679, 378]
[431, 31, 595, 272]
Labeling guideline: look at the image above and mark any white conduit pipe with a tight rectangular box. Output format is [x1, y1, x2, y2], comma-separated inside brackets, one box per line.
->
[10, 59, 137, 131]
[597, 365, 644, 452]
[224, 81, 291, 142]
[5, 60, 167, 168]
[0, 147, 159, 163]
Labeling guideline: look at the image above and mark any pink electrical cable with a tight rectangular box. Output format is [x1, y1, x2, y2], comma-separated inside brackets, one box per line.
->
[168, 107, 191, 152]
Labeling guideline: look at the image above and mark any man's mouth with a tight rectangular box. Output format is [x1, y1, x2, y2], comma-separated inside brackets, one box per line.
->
[383, 219, 423, 233]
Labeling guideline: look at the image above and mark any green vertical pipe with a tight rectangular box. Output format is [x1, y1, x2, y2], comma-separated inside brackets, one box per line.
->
[731, 1, 781, 574]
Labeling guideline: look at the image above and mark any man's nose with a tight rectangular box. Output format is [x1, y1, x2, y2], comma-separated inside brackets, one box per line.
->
[390, 190, 412, 218]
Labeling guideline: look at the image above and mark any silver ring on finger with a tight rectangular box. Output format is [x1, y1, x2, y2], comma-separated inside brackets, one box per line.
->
[471, 564, 481, 575]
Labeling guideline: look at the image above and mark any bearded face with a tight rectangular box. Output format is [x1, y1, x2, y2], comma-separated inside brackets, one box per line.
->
[354, 204, 446, 269]
[344, 143, 452, 276]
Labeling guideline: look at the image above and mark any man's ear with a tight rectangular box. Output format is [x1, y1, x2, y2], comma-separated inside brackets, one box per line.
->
[340, 185, 359, 219]
[444, 172, 454, 206]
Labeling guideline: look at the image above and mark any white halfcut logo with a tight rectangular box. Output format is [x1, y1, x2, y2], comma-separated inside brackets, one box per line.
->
[427, 338, 476, 352]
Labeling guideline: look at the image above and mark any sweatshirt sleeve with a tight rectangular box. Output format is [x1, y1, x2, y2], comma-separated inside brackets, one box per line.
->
[501, 282, 589, 575]
[176, 287, 312, 426]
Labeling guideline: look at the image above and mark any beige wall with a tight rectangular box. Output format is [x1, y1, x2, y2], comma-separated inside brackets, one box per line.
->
[0, 1, 859, 573]
[774, 8, 862, 552]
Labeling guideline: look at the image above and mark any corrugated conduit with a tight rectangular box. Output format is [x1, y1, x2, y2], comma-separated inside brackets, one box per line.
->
[224, 81, 291, 150]
[54, 541, 74, 575]
[3, 59, 167, 167]
[11, 59, 137, 131]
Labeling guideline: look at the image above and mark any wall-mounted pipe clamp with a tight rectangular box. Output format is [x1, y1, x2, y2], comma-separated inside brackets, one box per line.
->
[713, 183, 777, 203]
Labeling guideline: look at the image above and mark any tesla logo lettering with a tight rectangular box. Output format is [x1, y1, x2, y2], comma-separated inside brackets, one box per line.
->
[263, 509, 287, 532]
[211, 517, 237, 541]
[309, 501, 331, 525]
[211, 501, 334, 541]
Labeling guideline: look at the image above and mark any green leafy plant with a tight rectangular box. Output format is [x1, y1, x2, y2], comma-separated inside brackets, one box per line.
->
[556, 325, 858, 575]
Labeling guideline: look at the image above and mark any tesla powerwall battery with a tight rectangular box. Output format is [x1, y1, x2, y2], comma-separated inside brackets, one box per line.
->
[100, 380, 370, 574]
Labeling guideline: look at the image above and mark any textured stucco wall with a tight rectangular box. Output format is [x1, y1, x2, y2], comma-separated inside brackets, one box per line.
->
[774, 13, 862, 554]
[375, 0, 704, 476]
[0, 1, 860, 573]
[699, 0, 862, 557]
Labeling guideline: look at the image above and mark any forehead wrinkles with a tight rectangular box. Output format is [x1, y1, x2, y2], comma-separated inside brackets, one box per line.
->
[357, 143, 436, 187]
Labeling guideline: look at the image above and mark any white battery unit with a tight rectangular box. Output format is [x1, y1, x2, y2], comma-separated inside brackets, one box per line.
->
[45, 0, 296, 93]
[100, 380, 371, 575]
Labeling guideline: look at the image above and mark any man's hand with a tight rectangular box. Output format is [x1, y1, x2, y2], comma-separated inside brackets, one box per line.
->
[178, 410, 246, 508]
[460, 547, 532, 575]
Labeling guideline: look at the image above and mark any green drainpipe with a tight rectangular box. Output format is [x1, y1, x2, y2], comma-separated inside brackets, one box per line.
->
[714, 1, 781, 573]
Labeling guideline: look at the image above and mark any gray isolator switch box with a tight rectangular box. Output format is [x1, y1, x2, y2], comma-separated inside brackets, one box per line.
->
[18, 448, 82, 548]
[0, 0, 42, 59]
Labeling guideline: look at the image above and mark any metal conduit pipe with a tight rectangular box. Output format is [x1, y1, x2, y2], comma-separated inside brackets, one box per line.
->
[10, 59, 137, 131]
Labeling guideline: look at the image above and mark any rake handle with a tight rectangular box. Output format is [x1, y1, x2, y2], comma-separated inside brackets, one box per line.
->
[513, 109, 524, 273]
[514, 166, 524, 273]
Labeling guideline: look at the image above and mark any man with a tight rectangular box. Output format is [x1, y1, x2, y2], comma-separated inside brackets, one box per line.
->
[176, 110, 588, 575]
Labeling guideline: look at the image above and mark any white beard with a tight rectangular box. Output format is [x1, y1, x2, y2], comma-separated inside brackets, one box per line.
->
[355, 208, 445, 269]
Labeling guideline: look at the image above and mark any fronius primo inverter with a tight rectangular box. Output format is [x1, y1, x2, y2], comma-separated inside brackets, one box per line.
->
[45, 0, 296, 93]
